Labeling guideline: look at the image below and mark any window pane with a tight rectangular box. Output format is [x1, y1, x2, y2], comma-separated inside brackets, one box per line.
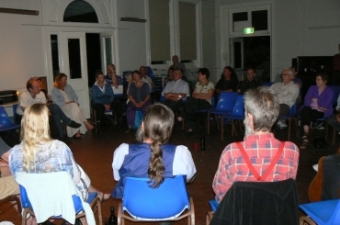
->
[50, 35, 60, 80]
[233, 12, 247, 22]
[252, 10, 268, 31]
[68, 39, 82, 79]
[179, 2, 196, 61]
[105, 37, 112, 65]
[149, 0, 170, 62]
[64, 1, 98, 23]
[234, 42, 242, 68]
[232, 12, 248, 32]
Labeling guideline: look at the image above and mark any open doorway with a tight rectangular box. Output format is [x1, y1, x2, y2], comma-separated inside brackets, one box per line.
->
[230, 36, 270, 82]
[86, 33, 101, 87]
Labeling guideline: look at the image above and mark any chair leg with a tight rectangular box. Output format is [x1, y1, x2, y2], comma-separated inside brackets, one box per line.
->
[287, 118, 291, 140]
[207, 112, 210, 134]
[215, 114, 220, 130]
[206, 211, 213, 225]
[117, 203, 122, 225]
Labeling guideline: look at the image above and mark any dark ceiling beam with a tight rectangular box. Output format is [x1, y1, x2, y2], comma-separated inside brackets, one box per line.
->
[0, 7, 39, 16]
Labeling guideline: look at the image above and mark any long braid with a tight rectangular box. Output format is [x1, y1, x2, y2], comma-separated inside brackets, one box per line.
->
[148, 140, 165, 187]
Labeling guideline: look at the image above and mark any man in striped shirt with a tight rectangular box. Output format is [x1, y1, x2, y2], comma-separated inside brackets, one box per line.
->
[212, 87, 299, 203]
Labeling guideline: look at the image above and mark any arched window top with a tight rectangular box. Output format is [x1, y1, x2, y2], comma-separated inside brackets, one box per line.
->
[64, 0, 98, 23]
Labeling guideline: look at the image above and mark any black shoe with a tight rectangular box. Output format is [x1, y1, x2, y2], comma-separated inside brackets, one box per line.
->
[68, 121, 81, 128]
[59, 135, 71, 143]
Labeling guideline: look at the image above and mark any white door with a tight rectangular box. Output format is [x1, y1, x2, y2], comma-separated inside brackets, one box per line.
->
[59, 32, 90, 118]
[100, 33, 114, 74]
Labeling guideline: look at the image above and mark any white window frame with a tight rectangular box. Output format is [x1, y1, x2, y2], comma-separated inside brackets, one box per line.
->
[228, 5, 271, 37]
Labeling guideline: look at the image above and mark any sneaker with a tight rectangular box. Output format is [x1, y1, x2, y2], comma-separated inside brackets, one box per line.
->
[312, 164, 318, 172]
[67, 121, 81, 128]
[315, 123, 325, 130]
[277, 121, 287, 130]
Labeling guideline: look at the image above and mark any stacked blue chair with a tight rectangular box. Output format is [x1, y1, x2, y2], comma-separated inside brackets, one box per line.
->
[0, 106, 20, 144]
[221, 95, 245, 141]
[118, 175, 194, 225]
[299, 199, 340, 225]
[207, 92, 238, 134]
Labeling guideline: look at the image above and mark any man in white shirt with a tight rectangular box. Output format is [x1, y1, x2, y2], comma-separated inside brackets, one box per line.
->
[162, 67, 190, 114]
[140, 66, 154, 91]
[16, 78, 80, 141]
[270, 68, 299, 129]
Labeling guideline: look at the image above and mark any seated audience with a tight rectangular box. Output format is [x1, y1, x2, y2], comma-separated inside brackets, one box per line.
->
[52, 73, 94, 138]
[212, 87, 299, 203]
[9, 104, 110, 223]
[112, 103, 196, 198]
[215, 66, 239, 96]
[300, 72, 334, 149]
[161, 67, 190, 114]
[237, 67, 261, 94]
[140, 66, 154, 91]
[91, 71, 123, 131]
[270, 68, 299, 129]
[125, 70, 151, 133]
[105, 63, 120, 88]
[291, 66, 303, 106]
[327, 93, 340, 134]
[16, 78, 81, 142]
[171, 55, 186, 74]
[163, 66, 174, 87]
[178, 68, 214, 135]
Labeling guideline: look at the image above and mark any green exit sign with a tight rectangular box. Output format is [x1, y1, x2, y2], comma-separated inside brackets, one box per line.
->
[243, 27, 254, 34]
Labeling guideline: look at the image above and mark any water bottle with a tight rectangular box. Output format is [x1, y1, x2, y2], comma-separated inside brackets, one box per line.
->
[200, 132, 205, 151]
[107, 206, 117, 225]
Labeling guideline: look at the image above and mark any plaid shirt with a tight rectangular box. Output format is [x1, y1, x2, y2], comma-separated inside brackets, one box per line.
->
[212, 133, 299, 203]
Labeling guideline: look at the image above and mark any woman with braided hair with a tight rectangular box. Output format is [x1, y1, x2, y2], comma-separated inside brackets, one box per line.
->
[111, 103, 196, 198]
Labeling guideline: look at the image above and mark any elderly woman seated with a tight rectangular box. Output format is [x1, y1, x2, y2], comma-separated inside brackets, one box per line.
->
[125, 70, 151, 133]
[52, 73, 94, 138]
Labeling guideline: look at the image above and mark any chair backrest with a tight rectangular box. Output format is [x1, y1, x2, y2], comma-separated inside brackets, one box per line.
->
[122, 175, 190, 220]
[0, 106, 15, 128]
[12, 104, 18, 124]
[211, 179, 299, 225]
[16, 172, 93, 224]
[261, 82, 273, 87]
[230, 95, 244, 116]
[214, 92, 238, 112]
[289, 103, 297, 116]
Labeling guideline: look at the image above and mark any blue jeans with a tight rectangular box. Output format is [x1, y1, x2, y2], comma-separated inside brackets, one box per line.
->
[48, 104, 72, 138]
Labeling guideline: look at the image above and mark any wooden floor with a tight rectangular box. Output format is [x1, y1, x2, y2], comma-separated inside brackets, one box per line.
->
[1, 121, 339, 225]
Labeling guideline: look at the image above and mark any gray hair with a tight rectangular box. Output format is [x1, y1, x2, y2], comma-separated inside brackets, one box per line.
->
[244, 87, 279, 132]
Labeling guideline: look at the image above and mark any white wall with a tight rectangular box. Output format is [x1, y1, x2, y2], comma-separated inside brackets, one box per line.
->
[0, 0, 45, 91]
[116, 0, 148, 72]
[273, 0, 340, 77]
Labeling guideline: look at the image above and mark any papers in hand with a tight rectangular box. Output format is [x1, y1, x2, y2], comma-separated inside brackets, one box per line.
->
[112, 85, 123, 95]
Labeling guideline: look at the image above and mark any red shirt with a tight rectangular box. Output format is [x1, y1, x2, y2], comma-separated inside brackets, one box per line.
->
[212, 133, 299, 203]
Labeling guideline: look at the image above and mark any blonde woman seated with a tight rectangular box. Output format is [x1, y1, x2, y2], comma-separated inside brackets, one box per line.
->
[9, 103, 110, 224]
[52, 73, 94, 138]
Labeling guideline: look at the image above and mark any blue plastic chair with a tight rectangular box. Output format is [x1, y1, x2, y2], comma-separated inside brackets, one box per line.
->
[132, 109, 143, 130]
[299, 199, 340, 225]
[118, 175, 194, 224]
[207, 92, 239, 134]
[17, 172, 102, 225]
[221, 95, 245, 140]
[277, 103, 299, 140]
[0, 106, 20, 132]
